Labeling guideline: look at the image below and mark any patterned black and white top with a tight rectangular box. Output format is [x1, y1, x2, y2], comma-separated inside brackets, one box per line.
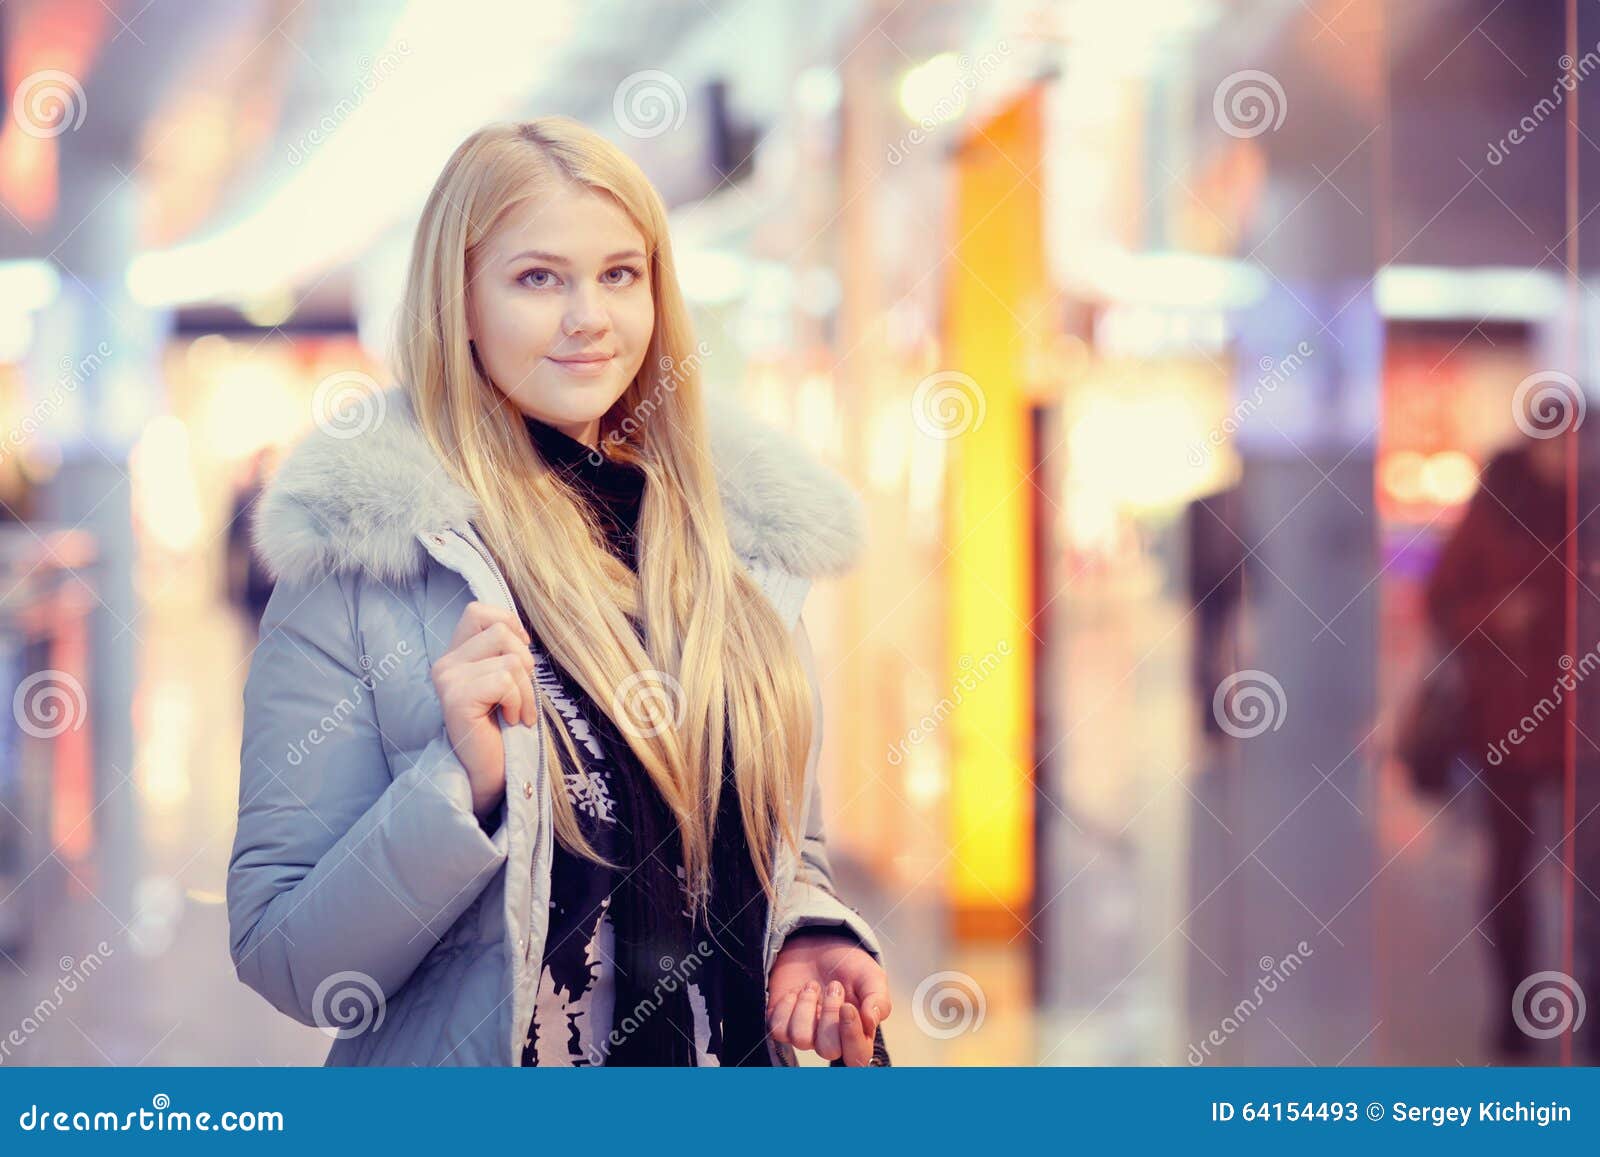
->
[517, 414, 726, 1066]
[520, 639, 724, 1067]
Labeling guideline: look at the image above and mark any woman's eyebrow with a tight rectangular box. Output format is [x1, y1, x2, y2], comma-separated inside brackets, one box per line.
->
[505, 248, 646, 265]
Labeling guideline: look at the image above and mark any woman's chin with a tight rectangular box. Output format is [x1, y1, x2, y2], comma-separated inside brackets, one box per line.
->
[520, 377, 624, 414]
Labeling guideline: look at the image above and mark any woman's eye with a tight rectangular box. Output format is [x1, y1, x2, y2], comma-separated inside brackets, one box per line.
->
[519, 269, 557, 289]
[603, 265, 643, 286]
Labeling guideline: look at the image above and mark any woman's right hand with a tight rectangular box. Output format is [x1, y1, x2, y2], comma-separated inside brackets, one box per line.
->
[430, 601, 538, 821]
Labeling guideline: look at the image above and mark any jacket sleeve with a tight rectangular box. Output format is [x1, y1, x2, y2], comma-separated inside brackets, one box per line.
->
[774, 615, 885, 964]
[227, 570, 508, 1028]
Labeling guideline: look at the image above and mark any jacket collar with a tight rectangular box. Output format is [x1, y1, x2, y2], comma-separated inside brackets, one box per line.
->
[250, 386, 866, 588]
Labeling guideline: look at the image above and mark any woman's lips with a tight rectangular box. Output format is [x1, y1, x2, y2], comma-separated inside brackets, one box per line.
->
[549, 355, 614, 377]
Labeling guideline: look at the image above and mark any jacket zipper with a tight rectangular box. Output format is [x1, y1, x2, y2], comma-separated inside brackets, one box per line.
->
[452, 525, 549, 1064]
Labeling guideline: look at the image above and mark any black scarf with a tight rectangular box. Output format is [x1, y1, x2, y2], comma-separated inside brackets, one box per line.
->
[521, 414, 774, 1066]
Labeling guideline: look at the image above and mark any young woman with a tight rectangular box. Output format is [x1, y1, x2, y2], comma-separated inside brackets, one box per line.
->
[227, 117, 891, 1066]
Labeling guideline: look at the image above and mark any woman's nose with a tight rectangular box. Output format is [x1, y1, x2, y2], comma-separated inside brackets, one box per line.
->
[562, 285, 611, 336]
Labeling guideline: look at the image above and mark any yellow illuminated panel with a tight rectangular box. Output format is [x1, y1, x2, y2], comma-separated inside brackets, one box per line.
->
[944, 90, 1042, 936]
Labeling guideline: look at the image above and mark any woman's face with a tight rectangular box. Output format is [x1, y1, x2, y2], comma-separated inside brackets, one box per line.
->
[466, 182, 654, 448]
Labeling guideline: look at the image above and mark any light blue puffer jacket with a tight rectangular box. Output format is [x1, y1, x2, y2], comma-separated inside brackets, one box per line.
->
[226, 387, 883, 1065]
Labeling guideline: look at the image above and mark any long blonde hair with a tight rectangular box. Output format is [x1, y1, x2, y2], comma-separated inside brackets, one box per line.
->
[395, 117, 810, 914]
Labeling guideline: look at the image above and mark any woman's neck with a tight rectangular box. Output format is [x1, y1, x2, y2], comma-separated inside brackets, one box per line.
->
[522, 412, 646, 569]
[527, 413, 599, 451]
[524, 413, 602, 465]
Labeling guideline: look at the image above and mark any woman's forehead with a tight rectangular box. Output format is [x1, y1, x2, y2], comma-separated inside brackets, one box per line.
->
[487, 188, 647, 265]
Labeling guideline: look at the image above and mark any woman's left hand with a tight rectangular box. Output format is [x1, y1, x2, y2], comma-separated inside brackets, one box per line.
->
[767, 929, 892, 1065]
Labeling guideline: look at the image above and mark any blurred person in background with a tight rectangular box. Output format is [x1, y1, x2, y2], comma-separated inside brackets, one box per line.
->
[228, 117, 892, 1068]
[1186, 482, 1248, 746]
[1423, 418, 1573, 1059]
[225, 445, 280, 628]
[0, 453, 37, 524]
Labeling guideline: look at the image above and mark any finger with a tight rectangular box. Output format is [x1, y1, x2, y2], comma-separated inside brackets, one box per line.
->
[467, 653, 536, 729]
[509, 654, 539, 729]
[815, 980, 845, 1060]
[450, 620, 533, 665]
[787, 981, 821, 1051]
[856, 1000, 877, 1042]
[492, 663, 525, 728]
[504, 660, 530, 729]
[435, 625, 536, 722]
[459, 658, 529, 724]
[449, 602, 529, 651]
[448, 601, 501, 650]
[855, 982, 892, 1034]
[767, 989, 799, 1045]
[840, 1003, 872, 1067]
[504, 645, 538, 729]
[518, 655, 540, 728]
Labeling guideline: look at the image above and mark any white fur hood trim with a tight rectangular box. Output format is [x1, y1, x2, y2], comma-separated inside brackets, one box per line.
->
[251, 386, 867, 588]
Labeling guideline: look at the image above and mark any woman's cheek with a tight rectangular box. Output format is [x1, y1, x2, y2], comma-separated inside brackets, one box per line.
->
[622, 299, 655, 353]
[511, 302, 563, 361]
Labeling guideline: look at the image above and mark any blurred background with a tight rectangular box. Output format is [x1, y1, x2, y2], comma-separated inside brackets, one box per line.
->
[6, 0, 1600, 1067]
